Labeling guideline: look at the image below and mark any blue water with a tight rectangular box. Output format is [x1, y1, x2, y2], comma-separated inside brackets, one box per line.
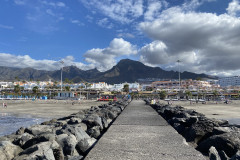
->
[0, 113, 48, 137]
[226, 118, 240, 126]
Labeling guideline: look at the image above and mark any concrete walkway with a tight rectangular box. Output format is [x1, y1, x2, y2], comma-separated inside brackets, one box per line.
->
[85, 100, 205, 160]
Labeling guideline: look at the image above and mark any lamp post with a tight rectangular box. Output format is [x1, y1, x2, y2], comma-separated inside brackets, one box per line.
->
[59, 60, 64, 91]
[177, 60, 181, 99]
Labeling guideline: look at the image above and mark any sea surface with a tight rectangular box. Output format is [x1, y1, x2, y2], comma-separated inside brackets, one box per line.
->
[0, 113, 48, 137]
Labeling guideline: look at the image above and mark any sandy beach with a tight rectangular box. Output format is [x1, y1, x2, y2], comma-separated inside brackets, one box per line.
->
[0, 99, 108, 119]
[159, 100, 240, 123]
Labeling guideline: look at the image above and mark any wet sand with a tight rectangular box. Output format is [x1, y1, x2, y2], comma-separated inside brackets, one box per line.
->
[0, 99, 108, 119]
[160, 100, 240, 123]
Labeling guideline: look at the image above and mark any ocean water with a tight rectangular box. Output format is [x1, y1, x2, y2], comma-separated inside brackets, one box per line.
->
[226, 118, 240, 126]
[0, 113, 48, 137]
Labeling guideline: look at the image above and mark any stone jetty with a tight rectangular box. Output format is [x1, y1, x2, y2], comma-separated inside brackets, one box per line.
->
[0, 100, 129, 160]
[85, 100, 204, 159]
[148, 100, 240, 160]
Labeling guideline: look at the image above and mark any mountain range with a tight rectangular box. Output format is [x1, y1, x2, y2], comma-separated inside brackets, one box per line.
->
[0, 59, 216, 83]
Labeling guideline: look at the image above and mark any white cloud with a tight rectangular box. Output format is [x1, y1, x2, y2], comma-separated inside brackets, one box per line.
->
[0, 53, 91, 71]
[97, 18, 113, 29]
[14, 0, 26, 5]
[139, 5, 240, 76]
[84, 38, 137, 71]
[117, 33, 135, 38]
[144, 1, 162, 21]
[46, 9, 55, 16]
[86, 15, 94, 22]
[80, 0, 143, 24]
[41, 1, 66, 8]
[0, 24, 14, 30]
[70, 19, 84, 26]
[227, 0, 240, 16]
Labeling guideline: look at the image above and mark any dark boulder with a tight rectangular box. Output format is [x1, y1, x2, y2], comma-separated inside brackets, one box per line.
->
[76, 138, 96, 155]
[25, 124, 54, 136]
[13, 133, 33, 147]
[209, 146, 221, 160]
[87, 126, 101, 139]
[82, 114, 103, 130]
[15, 140, 63, 160]
[197, 132, 240, 157]
[22, 133, 55, 149]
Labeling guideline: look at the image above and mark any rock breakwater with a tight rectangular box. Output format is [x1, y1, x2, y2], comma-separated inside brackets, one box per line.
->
[146, 100, 240, 160]
[0, 100, 129, 160]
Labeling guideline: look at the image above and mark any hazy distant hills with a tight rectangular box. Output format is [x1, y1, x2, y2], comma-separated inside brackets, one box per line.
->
[0, 59, 216, 83]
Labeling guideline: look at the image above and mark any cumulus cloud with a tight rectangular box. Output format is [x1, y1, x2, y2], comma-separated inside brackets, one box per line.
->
[0, 53, 91, 71]
[0, 38, 137, 72]
[227, 0, 240, 16]
[80, 0, 143, 23]
[139, 5, 240, 76]
[84, 38, 137, 71]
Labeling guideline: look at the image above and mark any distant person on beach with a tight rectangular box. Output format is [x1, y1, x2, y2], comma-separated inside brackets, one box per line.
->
[2, 102, 4, 108]
[3, 102, 7, 108]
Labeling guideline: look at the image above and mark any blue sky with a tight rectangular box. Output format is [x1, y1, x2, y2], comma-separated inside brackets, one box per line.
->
[0, 0, 240, 77]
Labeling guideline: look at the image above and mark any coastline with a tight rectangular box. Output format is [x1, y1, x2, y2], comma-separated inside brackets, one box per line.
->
[0, 99, 108, 119]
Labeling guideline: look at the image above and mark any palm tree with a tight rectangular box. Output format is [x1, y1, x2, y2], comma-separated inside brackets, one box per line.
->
[159, 90, 167, 100]
[65, 86, 71, 91]
[213, 90, 219, 101]
[123, 84, 129, 93]
[32, 86, 39, 95]
[14, 85, 21, 95]
[185, 90, 192, 100]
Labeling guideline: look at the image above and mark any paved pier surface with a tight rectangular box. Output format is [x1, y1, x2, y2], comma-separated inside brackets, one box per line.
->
[85, 100, 205, 160]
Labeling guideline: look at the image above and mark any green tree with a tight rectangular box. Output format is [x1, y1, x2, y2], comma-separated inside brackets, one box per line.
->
[146, 86, 153, 91]
[64, 78, 70, 84]
[213, 90, 219, 101]
[159, 90, 167, 100]
[85, 82, 91, 89]
[196, 77, 202, 81]
[65, 86, 71, 91]
[15, 76, 20, 82]
[14, 85, 21, 94]
[185, 90, 192, 100]
[32, 86, 39, 95]
[123, 84, 129, 93]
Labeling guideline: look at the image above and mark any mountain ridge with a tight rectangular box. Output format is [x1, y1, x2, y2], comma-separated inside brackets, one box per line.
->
[0, 59, 216, 83]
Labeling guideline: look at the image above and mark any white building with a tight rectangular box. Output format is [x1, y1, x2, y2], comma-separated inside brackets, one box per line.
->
[109, 84, 124, 91]
[90, 82, 109, 90]
[219, 76, 240, 87]
[0, 82, 13, 89]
